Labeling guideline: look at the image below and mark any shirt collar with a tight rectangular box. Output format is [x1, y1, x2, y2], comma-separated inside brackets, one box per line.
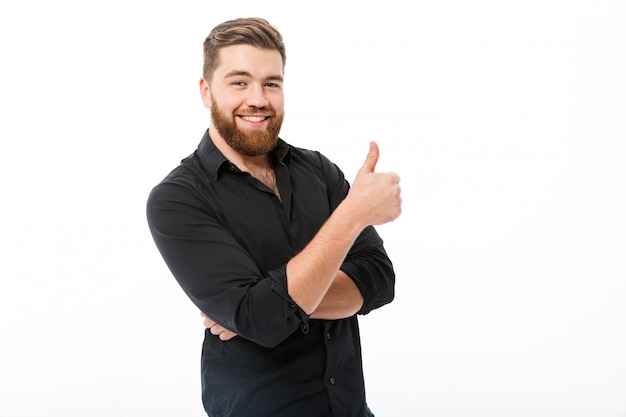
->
[196, 129, 291, 180]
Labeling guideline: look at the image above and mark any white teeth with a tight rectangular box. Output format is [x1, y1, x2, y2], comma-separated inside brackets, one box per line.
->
[241, 116, 266, 122]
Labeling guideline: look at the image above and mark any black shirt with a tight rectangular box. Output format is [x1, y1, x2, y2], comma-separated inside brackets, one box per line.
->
[146, 131, 395, 417]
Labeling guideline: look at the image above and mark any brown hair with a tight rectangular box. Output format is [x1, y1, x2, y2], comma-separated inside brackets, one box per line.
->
[202, 17, 286, 82]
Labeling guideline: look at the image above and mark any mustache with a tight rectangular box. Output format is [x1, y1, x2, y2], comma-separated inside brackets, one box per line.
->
[236, 107, 276, 116]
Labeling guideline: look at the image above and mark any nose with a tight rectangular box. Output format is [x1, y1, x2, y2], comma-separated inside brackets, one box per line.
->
[245, 83, 269, 108]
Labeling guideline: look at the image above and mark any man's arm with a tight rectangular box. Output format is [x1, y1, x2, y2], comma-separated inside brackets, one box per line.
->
[285, 141, 401, 315]
[207, 272, 366, 336]
[202, 270, 361, 339]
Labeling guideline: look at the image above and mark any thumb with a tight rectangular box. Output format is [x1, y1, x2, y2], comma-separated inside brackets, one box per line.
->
[360, 141, 379, 173]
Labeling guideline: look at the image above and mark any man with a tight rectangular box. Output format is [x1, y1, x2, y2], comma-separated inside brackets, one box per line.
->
[146, 17, 402, 417]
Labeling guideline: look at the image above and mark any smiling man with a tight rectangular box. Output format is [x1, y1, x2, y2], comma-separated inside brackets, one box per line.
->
[146, 17, 402, 417]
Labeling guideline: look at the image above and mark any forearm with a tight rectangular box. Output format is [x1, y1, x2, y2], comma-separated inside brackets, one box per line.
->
[309, 270, 364, 319]
[286, 202, 366, 315]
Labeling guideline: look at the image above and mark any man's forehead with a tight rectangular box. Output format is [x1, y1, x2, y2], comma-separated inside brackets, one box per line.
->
[216, 44, 284, 76]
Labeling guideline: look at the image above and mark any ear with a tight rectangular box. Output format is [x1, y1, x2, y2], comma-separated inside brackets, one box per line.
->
[199, 78, 213, 109]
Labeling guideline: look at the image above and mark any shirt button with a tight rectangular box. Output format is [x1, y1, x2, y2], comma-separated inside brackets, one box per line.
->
[326, 333, 331, 340]
[329, 377, 335, 385]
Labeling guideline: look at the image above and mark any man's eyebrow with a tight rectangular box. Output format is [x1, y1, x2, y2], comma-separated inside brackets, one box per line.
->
[223, 70, 283, 82]
[224, 70, 252, 79]
[266, 74, 284, 82]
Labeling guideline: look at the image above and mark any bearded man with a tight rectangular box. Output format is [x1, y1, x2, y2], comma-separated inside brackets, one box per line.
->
[146, 17, 402, 417]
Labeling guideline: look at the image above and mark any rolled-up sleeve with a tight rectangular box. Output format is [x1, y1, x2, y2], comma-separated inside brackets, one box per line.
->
[147, 182, 308, 348]
[340, 226, 395, 315]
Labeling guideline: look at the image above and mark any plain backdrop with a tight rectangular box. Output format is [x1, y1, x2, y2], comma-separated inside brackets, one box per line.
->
[1, 1, 625, 416]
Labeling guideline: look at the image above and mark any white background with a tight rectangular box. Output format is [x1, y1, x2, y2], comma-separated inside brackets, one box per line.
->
[1, 1, 625, 416]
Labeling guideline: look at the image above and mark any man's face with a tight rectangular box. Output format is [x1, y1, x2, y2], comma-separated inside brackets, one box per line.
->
[202, 44, 285, 156]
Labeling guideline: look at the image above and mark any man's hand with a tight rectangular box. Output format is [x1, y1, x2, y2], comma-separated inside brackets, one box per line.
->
[201, 312, 238, 341]
[346, 141, 402, 227]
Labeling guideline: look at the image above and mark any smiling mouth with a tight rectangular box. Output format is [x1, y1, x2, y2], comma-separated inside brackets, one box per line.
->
[239, 115, 269, 123]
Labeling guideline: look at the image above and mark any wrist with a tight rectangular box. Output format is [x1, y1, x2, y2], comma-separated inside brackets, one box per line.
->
[332, 199, 368, 237]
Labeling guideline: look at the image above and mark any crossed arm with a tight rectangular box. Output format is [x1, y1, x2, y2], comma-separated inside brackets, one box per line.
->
[203, 270, 363, 340]
[202, 142, 400, 341]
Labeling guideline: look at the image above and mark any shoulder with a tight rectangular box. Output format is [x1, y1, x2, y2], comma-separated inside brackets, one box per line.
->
[157, 150, 211, 187]
[147, 151, 209, 206]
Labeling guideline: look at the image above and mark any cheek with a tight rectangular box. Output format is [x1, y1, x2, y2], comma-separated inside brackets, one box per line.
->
[270, 94, 285, 112]
[219, 94, 245, 113]
[208, 86, 242, 111]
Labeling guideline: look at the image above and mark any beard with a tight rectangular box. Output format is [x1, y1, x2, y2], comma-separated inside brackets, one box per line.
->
[211, 101, 284, 157]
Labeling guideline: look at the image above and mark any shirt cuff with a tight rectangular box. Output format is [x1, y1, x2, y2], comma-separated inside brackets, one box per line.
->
[268, 265, 311, 334]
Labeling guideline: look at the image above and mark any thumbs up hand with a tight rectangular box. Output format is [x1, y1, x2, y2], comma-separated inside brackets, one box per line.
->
[345, 141, 402, 228]
[359, 140, 381, 175]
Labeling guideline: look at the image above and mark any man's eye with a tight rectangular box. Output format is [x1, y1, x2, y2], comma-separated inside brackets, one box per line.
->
[265, 83, 280, 88]
[233, 81, 246, 86]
